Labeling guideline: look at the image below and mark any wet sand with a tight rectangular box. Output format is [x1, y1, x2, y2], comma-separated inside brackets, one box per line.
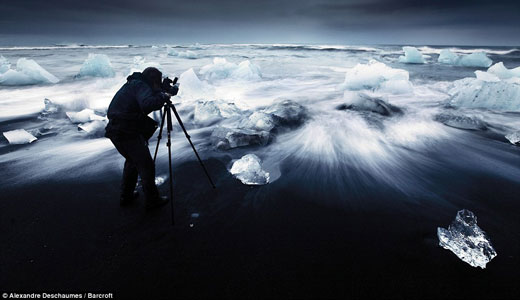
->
[1, 157, 519, 299]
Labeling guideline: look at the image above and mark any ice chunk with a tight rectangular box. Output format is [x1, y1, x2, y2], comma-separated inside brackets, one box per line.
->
[339, 92, 402, 116]
[434, 113, 487, 130]
[200, 57, 238, 80]
[155, 176, 166, 186]
[438, 49, 460, 65]
[505, 131, 520, 145]
[474, 70, 500, 82]
[437, 209, 497, 269]
[3, 129, 37, 144]
[487, 62, 520, 80]
[0, 55, 10, 73]
[66, 109, 105, 123]
[193, 100, 241, 125]
[232, 60, 262, 80]
[78, 120, 107, 136]
[241, 112, 276, 131]
[211, 127, 270, 150]
[340, 60, 411, 94]
[262, 99, 307, 127]
[41, 98, 60, 116]
[398, 46, 426, 64]
[448, 77, 520, 112]
[459, 52, 492, 68]
[229, 154, 270, 185]
[166, 47, 178, 56]
[199, 58, 261, 81]
[78, 54, 115, 78]
[177, 68, 214, 100]
[178, 50, 199, 59]
[0, 58, 59, 85]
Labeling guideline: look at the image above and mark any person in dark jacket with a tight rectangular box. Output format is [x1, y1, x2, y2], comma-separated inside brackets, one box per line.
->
[105, 67, 175, 210]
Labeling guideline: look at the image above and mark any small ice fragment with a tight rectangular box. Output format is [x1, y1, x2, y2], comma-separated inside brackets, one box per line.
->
[42, 98, 60, 115]
[3, 129, 37, 144]
[230, 154, 270, 185]
[437, 209, 497, 269]
[191, 213, 200, 218]
[78, 120, 107, 136]
[155, 176, 166, 186]
[505, 131, 520, 145]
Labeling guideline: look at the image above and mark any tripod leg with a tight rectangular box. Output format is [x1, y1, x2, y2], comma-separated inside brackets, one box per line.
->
[166, 107, 175, 226]
[153, 105, 167, 163]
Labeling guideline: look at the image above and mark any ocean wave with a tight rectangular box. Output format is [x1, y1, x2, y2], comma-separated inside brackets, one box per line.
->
[418, 46, 519, 55]
[0, 44, 132, 51]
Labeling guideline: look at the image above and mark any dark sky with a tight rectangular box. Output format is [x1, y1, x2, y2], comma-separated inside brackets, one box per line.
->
[1, 0, 519, 46]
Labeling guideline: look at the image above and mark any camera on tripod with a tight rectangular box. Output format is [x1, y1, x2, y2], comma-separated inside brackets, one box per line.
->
[161, 77, 179, 97]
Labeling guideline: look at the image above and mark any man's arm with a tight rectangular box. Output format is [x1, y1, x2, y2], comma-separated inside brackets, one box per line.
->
[134, 81, 169, 114]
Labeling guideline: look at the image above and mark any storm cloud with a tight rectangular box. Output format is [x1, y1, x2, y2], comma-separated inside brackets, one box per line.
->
[0, 0, 518, 45]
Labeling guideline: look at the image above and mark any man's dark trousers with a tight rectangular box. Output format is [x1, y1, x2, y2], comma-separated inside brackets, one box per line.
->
[109, 135, 159, 202]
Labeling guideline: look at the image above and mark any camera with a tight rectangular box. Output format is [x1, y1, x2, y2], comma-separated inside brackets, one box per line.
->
[161, 77, 179, 96]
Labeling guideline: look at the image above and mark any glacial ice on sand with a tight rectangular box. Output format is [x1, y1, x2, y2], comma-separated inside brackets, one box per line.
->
[437, 209, 497, 269]
[193, 100, 241, 125]
[66, 109, 106, 123]
[0, 58, 60, 85]
[177, 68, 215, 100]
[505, 131, 520, 145]
[340, 60, 412, 94]
[3, 129, 37, 144]
[340, 92, 402, 116]
[434, 113, 487, 130]
[398, 46, 426, 64]
[211, 127, 270, 150]
[448, 72, 520, 112]
[78, 120, 107, 136]
[487, 62, 520, 80]
[78, 54, 115, 78]
[230, 154, 270, 185]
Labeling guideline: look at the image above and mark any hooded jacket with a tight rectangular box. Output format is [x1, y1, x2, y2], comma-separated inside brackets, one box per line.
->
[105, 72, 168, 139]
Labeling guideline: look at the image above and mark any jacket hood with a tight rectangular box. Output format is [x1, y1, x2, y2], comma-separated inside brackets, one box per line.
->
[127, 72, 143, 82]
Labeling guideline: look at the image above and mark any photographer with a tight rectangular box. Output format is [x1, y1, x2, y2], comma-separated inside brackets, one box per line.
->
[105, 67, 178, 210]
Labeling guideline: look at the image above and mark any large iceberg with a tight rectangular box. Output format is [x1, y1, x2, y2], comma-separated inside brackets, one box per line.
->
[199, 58, 261, 81]
[340, 60, 413, 94]
[437, 209, 497, 269]
[0, 58, 59, 85]
[398, 46, 426, 64]
[3, 129, 37, 144]
[459, 52, 493, 68]
[77, 54, 115, 78]
[229, 154, 270, 185]
[438, 50, 492, 68]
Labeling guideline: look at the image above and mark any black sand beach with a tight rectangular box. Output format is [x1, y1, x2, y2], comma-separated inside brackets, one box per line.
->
[1, 156, 519, 299]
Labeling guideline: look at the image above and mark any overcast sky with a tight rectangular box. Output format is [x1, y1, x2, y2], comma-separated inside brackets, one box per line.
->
[1, 0, 519, 46]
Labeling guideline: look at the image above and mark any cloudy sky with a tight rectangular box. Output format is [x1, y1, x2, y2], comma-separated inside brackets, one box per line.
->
[1, 0, 519, 45]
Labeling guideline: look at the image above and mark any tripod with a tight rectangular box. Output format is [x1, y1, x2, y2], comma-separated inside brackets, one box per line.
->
[153, 100, 216, 226]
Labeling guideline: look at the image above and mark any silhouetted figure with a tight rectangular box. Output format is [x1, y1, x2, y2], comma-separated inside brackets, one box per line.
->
[105, 67, 171, 210]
